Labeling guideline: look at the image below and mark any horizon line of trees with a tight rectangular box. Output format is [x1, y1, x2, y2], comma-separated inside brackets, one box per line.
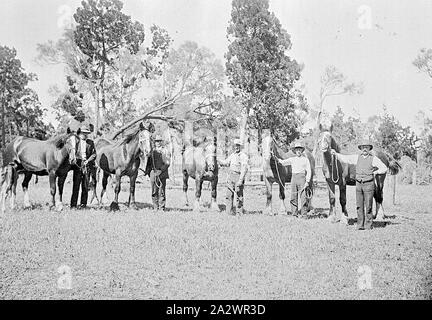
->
[2, 0, 432, 183]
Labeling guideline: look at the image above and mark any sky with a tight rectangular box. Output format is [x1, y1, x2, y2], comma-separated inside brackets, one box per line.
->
[1, 0, 432, 132]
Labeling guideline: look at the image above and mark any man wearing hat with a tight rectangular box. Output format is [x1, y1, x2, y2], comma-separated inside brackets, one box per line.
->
[145, 134, 171, 211]
[219, 138, 249, 215]
[71, 125, 96, 209]
[330, 140, 387, 230]
[276, 141, 312, 217]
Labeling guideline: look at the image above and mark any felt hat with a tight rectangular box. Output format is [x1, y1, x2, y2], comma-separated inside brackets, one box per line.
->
[358, 140, 373, 150]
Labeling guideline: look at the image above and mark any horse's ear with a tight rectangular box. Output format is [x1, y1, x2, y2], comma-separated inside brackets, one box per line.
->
[89, 124, 94, 133]
[148, 122, 155, 133]
[330, 124, 334, 133]
[77, 128, 81, 135]
[139, 122, 145, 131]
[319, 124, 323, 132]
[67, 127, 71, 134]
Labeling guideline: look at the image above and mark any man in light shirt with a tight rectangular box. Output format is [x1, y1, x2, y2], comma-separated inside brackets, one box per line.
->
[219, 138, 249, 215]
[276, 142, 311, 217]
[330, 140, 387, 230]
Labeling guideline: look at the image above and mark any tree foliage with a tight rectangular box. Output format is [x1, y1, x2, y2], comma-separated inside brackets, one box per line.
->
[226, 0, 304, 145]
[1, 46, 51, 148]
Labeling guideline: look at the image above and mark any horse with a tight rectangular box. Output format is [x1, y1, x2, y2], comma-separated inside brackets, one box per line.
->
[95, 121, 154, 211]
[0, 130, 79, 212]
[168, 122, 219, 211]
[318, 123, 401, 223]
[262, 134, 315, 215]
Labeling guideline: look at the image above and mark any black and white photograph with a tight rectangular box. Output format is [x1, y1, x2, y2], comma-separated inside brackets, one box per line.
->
[1, 0, 432, 304]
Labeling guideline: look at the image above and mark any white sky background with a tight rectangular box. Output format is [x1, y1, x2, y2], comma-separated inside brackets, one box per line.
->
[1, 0, 432, 132]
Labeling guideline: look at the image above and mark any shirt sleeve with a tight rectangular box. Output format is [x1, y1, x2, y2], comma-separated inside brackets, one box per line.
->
[219, 154, 231, 167]
[240, 153, 249, 172]
[305, 157, 312, 182]
[334, 153, 358, 165]
[279, 157, 292, 166]
[372, 156, 388, 175]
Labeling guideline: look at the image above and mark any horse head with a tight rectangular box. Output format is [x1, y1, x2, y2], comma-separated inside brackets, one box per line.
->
[203, 137, 217, 172]
[137, 121, 155, 169]
[63, 128, 79, 165]
[318, 123, 335, 153]
[262, 134, 274, 161]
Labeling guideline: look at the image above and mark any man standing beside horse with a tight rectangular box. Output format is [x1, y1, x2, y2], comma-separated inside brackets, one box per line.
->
[276, 142, 312, 218]
[219, 138, 249, 216]
[145, 134, 171, 211]
[71, 126, 96, 209]
[331, 140, 387, 230]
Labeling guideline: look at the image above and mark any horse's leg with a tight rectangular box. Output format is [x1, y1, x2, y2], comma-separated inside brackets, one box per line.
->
[89, 167, 99, 205]
[10, 170, 18, 210]
[100, 172, 109, 206]
[264, 178, 272, 215]
[193, 176, 203, 212]
[278, 181, 287, 215]
[327, 181, 338, 222]
[339, 183, 348, 225]
[110, 171, 121, 211]
[0, 166, 11, 214]
[128, 172, 138, 209]
[22, 172, 33, 209]
[210, 176, 219, 211]
[183, 170, 189, 207]
[374, 175, 386, 220]
[48, 171, 57, 210]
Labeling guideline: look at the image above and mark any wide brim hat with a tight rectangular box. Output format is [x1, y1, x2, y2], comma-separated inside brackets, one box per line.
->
[358, 140, 373, 150]
[153, 134, 164, 142]
[234, 138, 243, 146]
[292, 142, 305, 151]
[80, 127, 91, 134]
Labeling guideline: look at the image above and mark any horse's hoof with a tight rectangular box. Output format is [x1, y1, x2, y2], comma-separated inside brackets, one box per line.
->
[110, 202, 120, 212]
[56, 204, 64, 212]
[130, 203, 139, 210]
[210, 202, 220, 212]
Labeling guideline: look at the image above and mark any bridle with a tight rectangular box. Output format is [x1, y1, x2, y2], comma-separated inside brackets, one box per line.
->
[320, 132, 339, 184]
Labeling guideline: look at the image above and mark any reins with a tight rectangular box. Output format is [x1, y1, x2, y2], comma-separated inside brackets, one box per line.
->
[331, 152, 339, 184]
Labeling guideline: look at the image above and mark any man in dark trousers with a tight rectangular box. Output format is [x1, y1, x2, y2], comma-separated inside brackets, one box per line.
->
[331, 140, 387, 230]
[71, 126, 96, 209]
[145, 134, 171, 211]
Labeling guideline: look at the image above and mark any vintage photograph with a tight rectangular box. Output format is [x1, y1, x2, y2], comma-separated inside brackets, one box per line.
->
[0, 0, 431, 302]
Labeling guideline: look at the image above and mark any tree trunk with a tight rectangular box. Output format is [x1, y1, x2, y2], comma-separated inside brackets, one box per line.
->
[94, 86, 100, 137]
[1, 93, 5, 149]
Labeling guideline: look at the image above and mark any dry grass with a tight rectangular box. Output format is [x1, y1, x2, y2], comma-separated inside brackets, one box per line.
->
[1, 176, 431, 300]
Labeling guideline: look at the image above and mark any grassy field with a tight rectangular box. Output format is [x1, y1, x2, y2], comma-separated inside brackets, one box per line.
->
[1, 174, 431, 300]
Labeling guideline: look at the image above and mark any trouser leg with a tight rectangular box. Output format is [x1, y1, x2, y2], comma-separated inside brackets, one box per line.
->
[71, 165, 82, 208]
[364, 181, 375, 229]
[225, 173, 237, 214]
[356, 184, 365, 229]
[80, 169, 89, 207]
[290, 178, 298, 215]
[158, 178, 167, 210]
[236, 183, 244, 212]
[150, 172, 159, 210]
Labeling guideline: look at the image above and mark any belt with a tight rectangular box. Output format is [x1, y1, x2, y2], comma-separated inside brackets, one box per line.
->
[356, 178, 374, 184]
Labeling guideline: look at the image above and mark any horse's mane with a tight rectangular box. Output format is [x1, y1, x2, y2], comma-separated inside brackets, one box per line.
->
[272, 140, 294, 159]
[117, 127, 141, 146]
[48, 134, 69, 149]
[329, 134, 341, 153]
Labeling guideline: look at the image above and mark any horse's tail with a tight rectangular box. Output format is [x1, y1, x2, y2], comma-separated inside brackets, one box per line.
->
[388, 159, 402, 175]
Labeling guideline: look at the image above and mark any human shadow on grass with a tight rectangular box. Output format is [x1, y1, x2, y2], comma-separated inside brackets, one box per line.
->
[345, 217, 399, 228]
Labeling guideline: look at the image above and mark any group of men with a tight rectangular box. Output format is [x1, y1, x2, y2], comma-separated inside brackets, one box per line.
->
[70, 125, 387, 230]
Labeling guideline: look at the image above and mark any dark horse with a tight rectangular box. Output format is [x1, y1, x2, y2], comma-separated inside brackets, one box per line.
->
[95, 121, 154, 211]
[0, 130, 78, 213]
[318, 124, 401, 223]
[261, 134, 315, 215]
[169, 123, 219, 211]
